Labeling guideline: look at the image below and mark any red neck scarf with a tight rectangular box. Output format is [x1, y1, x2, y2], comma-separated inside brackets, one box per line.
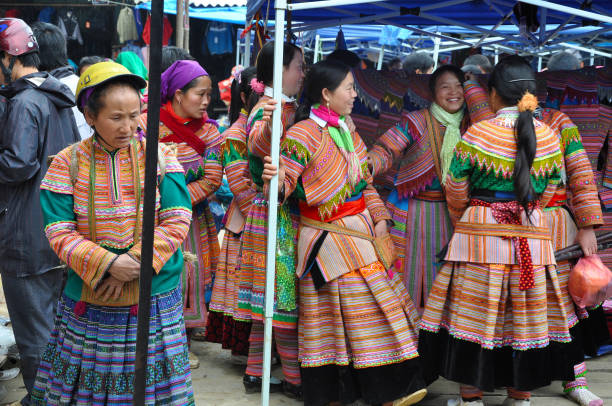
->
[159, 101, 207, 155]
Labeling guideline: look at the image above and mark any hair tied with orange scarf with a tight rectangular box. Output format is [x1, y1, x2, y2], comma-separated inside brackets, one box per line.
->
[517, 91, 538, 112]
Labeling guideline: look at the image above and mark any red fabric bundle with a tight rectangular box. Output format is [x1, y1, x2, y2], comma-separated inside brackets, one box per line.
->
[569, 254, 612, 308]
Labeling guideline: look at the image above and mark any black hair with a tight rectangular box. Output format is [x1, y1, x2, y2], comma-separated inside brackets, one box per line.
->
[0, 51, 39, 83]
[463, 54, 493, 73]
[403, 52, 434, 74]
[429, 64, 465, 97]
[461, 64, 483, 75]
[326, 49, 361, 69]
[161, 46, 195, 73]
[78, 56, 104, 76]
[256, 41, 302, 86]
[488, 55, 538, 216]
[85, 76, 142, 118]
[547, 51, 581, 71]
[295, 59, 351, 123]
[31, 22, 68, 71]
[17, 52, 40, 69]
[229, 66, 257, 125]
[179, 76, 207, 95]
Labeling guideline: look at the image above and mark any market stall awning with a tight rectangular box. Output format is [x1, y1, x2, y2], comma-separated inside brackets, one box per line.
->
[135, 0, 245, 5]
[136, 1, 246, 24]
[247, 0, 612, 56]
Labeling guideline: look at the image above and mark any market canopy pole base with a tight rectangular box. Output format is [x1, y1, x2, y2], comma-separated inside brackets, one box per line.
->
[134, 0, 164, 404]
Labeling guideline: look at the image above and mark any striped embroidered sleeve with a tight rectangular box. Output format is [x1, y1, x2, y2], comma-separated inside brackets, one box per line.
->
[223, 132, 256, 216]
[555, 112, 603, 227]
[446, 139, 474, 224]
[600, 105, 612, 209]
[129, 150, 192, 273]
[187, 124, 223, 205]
[40, 150, 117, 290]
[463, 81, 495, 124]
[247, 107, 271, 159]
[368, 115, 413, 176]
[281, 122, 315, 198]
[356, 132, 391, 223]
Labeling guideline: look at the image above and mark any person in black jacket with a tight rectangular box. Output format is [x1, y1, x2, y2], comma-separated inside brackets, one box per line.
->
[31, 21, 91, 140]
[0, 18, 80, 406]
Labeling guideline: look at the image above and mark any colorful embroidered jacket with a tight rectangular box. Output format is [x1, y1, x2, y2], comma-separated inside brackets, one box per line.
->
[247, 95, 297, 187]
[464, 81, 602, 228]
[368, 107, 470, 199]
[139, 111, 223, 209]
[281, 118, 391, 281]
[445, 108, 563, 265]
[40, 136, 192, 306]
[221, 111, 257, 233]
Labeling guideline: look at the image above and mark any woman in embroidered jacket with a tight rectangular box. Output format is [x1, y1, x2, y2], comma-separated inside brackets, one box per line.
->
[206, 67, 258, 358]
[263, 60, 427, 406]
[31, 62, 194, 404]
[139, 60, 223, 343]
[368, 65, 469, 312]
[463, 75, 605, 406]
[236, 41, 304, 397]
[419, 56, 579, 406]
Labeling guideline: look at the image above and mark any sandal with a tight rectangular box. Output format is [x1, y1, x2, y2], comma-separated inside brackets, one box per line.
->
[190, 328, 207, 342]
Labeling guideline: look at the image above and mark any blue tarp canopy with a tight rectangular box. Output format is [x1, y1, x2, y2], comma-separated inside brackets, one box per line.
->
[136, 2, 246, 24]
[247, 0, 612, 56]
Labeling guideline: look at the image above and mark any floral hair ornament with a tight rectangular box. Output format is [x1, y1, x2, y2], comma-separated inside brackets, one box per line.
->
[232, 65, 244, 84]
[249, 77, 265, 95]
[517, 90, 539, 112]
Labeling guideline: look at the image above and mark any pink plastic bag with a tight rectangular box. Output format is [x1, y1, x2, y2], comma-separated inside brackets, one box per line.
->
[569, 254, 612, 308]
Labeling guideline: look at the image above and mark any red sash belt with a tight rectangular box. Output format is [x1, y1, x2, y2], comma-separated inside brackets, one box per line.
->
[546, 190, 567, 208]
[300, 195, 366, 223]
[470, 198, 539, 291]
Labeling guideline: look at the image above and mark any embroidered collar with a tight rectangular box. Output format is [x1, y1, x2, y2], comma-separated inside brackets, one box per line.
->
[264, 86, 295, 103]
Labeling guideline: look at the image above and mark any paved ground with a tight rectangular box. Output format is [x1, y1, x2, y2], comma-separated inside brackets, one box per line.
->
[0, 274, 609, 405]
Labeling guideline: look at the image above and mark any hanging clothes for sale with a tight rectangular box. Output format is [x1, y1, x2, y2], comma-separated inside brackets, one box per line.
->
[116, 7, 139, 44]
[143, 14, 173, 46]
[205, 22, 233, 55]
[37, 7, 54, 23]
[57, 9, 83, 46]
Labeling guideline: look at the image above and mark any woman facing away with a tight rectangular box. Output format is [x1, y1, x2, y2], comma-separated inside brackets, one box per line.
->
[206, 66, 259, 361]
[462, 72, 606, 406]
[262, 59, 427, 406]
[31, 61, 194, 405]
[368, 65, 470, 312]
[139, 60, 223, 350]
[235, 41, 304, 398]
[418, 55, 581, 406]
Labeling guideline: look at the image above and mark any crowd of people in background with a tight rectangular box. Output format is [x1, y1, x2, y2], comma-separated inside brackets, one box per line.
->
[0, 15, 610, 406]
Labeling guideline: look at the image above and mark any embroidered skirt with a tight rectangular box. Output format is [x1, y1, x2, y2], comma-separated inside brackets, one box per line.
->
[387, 189, 453, 311]
[182, 202, 219, 328]
[419, 260, 580, 391]
[206, 230, 251, 355]
[31, 287, 193, 405]
[299, 260, 425, 405]
[236, 195, 298, 328]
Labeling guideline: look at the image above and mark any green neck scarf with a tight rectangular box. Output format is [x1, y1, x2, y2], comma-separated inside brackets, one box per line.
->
[430, 102, 464, 184]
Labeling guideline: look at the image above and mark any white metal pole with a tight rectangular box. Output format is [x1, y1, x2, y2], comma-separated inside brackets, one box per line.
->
[262, 0, 286, 405]
[377, 45, 385, 70]
[432, 33, 441, 70]
[518, 0, 612, 25]
[590, 51, 595, 66]
[314, 34, 321, 62]
[494, 45, 499, 64]
[245, 29, 252, 66]
[537, 56, 542, 72]
[236, 29, 241, 66]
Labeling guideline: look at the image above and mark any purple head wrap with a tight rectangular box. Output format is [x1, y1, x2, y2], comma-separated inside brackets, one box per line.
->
[160, 60, 208, 103]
